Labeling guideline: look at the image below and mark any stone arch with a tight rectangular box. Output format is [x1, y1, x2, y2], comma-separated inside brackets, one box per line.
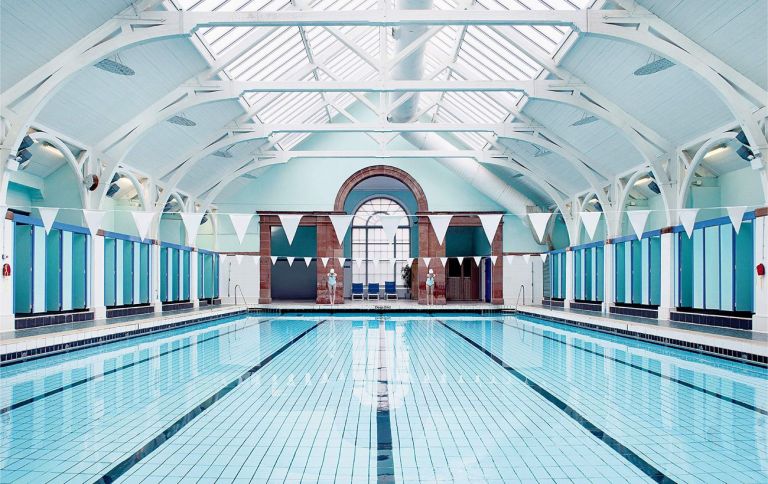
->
[334, 165, 428, 213]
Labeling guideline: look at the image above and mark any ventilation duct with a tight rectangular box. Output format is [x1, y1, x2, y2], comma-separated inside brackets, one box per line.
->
[388, 0, 534, 216]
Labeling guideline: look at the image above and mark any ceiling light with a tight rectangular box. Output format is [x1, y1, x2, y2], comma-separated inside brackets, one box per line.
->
[94, 55, 135, 76]
[212, 148, 234, 158]
[633, 176, 652, 187]
[634, 55, 674, 76]
[570, 113, 598, 127]
[703, 144, 728, 159]
[41, 142, 64, 157]
[533, 146, 551, 157]
[168, 114, 197, 127]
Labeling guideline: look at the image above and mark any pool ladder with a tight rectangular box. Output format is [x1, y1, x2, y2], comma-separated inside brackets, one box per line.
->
[234, 284, 247, 306]
[512, 284, 525, 313]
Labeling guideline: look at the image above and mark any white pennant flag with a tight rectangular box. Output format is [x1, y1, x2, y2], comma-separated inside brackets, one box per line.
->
[407, 257, 414, 266]
[320, 257, 329, 267]
[229, 214, 253, 245]
[328, 214, 354, 245]
[304, 257, 312, 267]
[473, 256, 482, 266]
[181, 212, 205, 245]
[580, 211, 602, 241]
[727, 206, 748, 234]
[252, 255, 260, 266]
[422, 257, 431, 267]
[490, 255, 498, 265]
[522, 254, 531, 264]
[439, 257, 448, 267]
[354, 258, 364, 268]
[678, 208, 699, 238]
[505, 255, 514, 265]
[286, 256, 295, 267]
[235, 254, 244, 265]
[540, 253, 548, 263]
[131, 211, 154, 241]
[85, 210, 115, 239]
[527, 213, 552, 243]
[39, 208, 58, 235]
[627, 210, 651, 240]
[378, 258, 389, 268]
[428, 215, 452, 245]
[270, 256, 278, 265]
[379, 215, 405, 243]
[456, 256, 464, 266]
[279, 214, 303, 245]
[478, 213, 503, 246]
[337, 257, 346, 267]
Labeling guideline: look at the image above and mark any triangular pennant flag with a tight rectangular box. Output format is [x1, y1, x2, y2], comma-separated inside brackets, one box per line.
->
[540, 253, 548, 263]
[337, 257, 346, 267]
[328, 214, 354, 245]
[320, 257, 329, 267]
[407, 257, 414, 266]
[181, 212, 205, 246]
[379, 215, 405, 243]
[527, 213, 552, 243]
[422, 257, 431, 267]
[229, 213, 253, 244]
[580, 211, 602, 241]
[304, 257, 312, 266]
[235, 254, 244, 265]
[439, 257, 448, 267]
[428, 215, 452, 245]
[252, 255, 260, 266]
[84, 209, 107, 238]
[627, 210, 651, 240]
[270, 256, 278, 265]
[473, 256, 482, 266]
[39, 208, 58, 235]
[131, 211, 154, 241]
[678, 208, 699, 238]
[456, 256, 464, 266]
[279, 214, 303, 245]
[727, 206, 747, 234]
[505, 255, 514, 265]
[490, 255, 498, 265]
[286, 256, 295, 267]
[478, 214, 503, 245]
[354, 258, 364, 268]
[522, 254, 531, 264]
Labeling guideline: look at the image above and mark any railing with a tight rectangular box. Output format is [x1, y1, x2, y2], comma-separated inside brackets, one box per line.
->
[514, 284, 526, 312]
[234, 284, 247, 306]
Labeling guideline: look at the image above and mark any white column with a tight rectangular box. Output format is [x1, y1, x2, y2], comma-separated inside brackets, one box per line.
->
[658, 230, 676, 320]
[151, 243, 162, 314]
[603, 241, 614, 314]
[62, 232, 73, 311]
[32, 226, 45, 314]
[564, 249, 574, 309]
[190, 250, 199, 308]
[0, 218, 15, 331]
[90, 234, 106, 320]
[753, 215, 768, 332]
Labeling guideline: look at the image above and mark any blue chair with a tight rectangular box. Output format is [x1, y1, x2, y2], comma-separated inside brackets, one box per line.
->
[384, 281, 398, 300]
[352, 283, 364, 300]
[367, 283, 380, 300]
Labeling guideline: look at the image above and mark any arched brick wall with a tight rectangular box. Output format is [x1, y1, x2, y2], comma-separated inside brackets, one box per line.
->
[334, 165, 429, 212]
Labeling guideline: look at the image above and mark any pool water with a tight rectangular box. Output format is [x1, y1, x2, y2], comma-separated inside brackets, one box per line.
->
[1, 314, 766, 483]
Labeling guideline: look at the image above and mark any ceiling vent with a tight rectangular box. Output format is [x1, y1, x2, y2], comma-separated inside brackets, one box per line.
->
[168, 114, 197, 127]
[570, 113, 598, 127]
[633, 55, 674, 76]
[94, 55, 135, 76]
[212, 147, 234, 158]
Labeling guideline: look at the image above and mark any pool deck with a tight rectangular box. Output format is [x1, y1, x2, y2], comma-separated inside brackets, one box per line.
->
[1, 300, 766, 366]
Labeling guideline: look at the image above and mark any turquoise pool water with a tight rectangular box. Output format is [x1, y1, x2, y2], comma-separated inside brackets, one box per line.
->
[1, 313, 766, 483]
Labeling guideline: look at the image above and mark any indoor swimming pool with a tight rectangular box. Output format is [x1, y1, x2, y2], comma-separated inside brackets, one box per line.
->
[1, 313, 766, 483]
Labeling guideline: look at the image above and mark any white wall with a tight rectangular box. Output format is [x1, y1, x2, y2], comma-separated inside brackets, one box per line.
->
[218, 255, 260, 305]
[503, 257, 543, 306]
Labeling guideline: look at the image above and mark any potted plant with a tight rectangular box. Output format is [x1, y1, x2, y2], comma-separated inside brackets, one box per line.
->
[401, 264, 412, 299]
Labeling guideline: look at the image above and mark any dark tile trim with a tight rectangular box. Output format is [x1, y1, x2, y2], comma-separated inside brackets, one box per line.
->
[517, 310, 767, 368]
[610, 305, 658, 319]
[0, 309, 248, 367]
[161, 301, 195, 311]
[106, 305, 155, 319]
[670, 310, 752, 331]
[15, 311, 94, 330]
[438, 320, 673, 484]
[94, 319, 327, 484]
[570, 301, 602, 312]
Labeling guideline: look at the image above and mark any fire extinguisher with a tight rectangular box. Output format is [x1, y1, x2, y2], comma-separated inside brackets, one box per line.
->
[758, 263, 766, 277]
[2, 262, 10, 278]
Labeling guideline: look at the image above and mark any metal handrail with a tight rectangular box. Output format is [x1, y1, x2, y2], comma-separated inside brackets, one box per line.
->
[514, 284, 526, 312]
[234, 284, 247, 306]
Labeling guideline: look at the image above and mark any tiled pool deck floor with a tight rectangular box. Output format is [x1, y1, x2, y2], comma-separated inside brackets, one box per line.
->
[1, 314, 766, 483]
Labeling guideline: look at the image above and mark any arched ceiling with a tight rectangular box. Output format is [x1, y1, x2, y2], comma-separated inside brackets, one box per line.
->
[2, 0, 766, 209]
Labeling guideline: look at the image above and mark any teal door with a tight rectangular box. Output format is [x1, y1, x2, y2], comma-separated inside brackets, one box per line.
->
[14, 224, 34, 314]
[45, 229, 62, 312]
[170, 249, 180, 301]
[182, 251, 190, 300]
[160, 248, 168, 302]
[139, 243, 150, 304]
[104, 238, 117, 307]
[122, 240, 133, 305]
[71, 233, 87, 309]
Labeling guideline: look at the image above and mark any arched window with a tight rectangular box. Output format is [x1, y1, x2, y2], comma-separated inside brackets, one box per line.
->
[351, 198, 410, 285]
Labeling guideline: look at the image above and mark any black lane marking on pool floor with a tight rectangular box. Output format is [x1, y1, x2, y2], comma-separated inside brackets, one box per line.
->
[94, 319, 326, 484]
[0, 318, 274, 416]
[376, 319, 395, 483]
[437, 320, 675, 484]
[494, 318, 768, 416]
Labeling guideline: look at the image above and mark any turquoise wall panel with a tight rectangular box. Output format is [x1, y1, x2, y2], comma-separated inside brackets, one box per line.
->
[104, 238, 117, 307]
[692, 230, 704, 308]
[33, 227, 46, 313]
[139, 244, 149, 304]
[122, 240, 133, 305]
[704, 226, 720, 309]
[45, 230, 62, 312]
[649, 237, 661, 305]
[615, 243, 625, 303]
[734, 223, 754, 311]
[160, 248, 168, 302]
[678, 234, 694, 308]
[596, 246, 604, 301]
[14, 224, 34, 314]
[71, 233, 87, 309]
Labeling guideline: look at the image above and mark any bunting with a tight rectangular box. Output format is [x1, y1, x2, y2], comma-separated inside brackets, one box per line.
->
[627, 210, 651, 240]
[522, 254, 531, 265]
[229, 213, 253, 244]
[478, 213, 503, 246]
[439, 257, 448, 267]
[428, 215, 452, 245]
[304, 257, 312, 266]
[181, 212, 205, 245]
[286, 256, 295, 267]
[527, 212, 552, 243]
[320, 257, 329, 267]
[278, 214, 302, 245]
[235, 254, 244, 265]
[473, 256, 482, 266]
[579, 211, 602, 241]
[39, 208, 58, 235]
[540, 253, 548, 263]
[678, 208, 699, 238]
[337, 257, 346, 267]
[328, 214, 354, 245]
[422, 257, 431, 267]
[84, 210, 107, 239]
[131, 211, 154, 241]
[379, 215, 405, 243]
[270, 256, 278, 265]
[727, 206, 747, 234]
[490, 255, 498, 265]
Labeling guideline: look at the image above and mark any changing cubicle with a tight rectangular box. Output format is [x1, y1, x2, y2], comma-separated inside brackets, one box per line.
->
[573, 242, 604, 303]
[197, 249, 220, 301]
[614, 232, 661, 307]
[549, 250, 566, 300]
[102, 231, 150, 308]
[159, 242, 192, 304]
